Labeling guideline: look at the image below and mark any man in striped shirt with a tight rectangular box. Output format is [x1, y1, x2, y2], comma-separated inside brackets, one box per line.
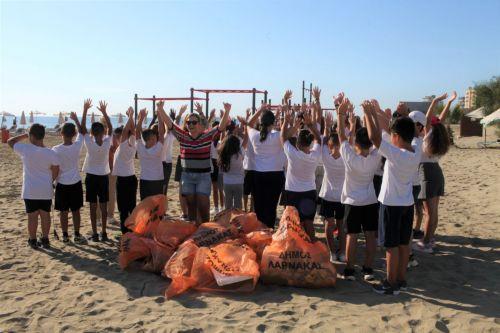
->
[157, 101, 231, 224]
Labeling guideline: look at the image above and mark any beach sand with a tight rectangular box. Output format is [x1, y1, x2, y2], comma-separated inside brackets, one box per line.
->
[1, 128, 499, 332]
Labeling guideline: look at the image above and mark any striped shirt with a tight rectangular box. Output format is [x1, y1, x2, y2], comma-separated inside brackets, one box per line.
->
[171, 125, 220, 173]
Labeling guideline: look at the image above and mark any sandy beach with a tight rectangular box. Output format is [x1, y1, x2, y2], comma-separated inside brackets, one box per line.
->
[0, 128, 499, 332]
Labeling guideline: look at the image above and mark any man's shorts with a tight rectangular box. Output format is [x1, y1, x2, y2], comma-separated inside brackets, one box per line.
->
[378, 204, 414, 248]
[181, 172, 212, 196]
[85, 173, 109, 203]
[319, 199, 345, 220]
[24, 199, 52, 213]
[55, 181, 84, 211]
[344, 203, 378, 234]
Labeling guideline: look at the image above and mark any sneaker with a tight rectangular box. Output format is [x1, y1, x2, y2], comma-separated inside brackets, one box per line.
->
[89, 233, 99, 242]
[329, 252, 336, 263]
[343, 268, 356, 281]
[40, 237, 51, 249]
[100, 232, 109, 242]
[412, 241, 433, 254]
[74, 234, 85, 243]
[398, 280, 408, 291]
[373, 279, 400, 295]
[413, 229, 424, 239]
[28, 238, 39, 249]
[62, 232, 70, 243]
[336, 251, 346, 263]
[210, 207, 220, 215]
[408, 254, 419, 268]
[362, 266, 375, 281]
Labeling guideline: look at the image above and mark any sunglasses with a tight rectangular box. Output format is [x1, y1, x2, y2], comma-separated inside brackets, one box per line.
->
[186, 120, 199, 126]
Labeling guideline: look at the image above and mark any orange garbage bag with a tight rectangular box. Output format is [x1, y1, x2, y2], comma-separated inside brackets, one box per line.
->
[190, 239, 260, 294]
[124, 194, 166, 237]
[245, 229, 273, 260]
[260, 206, 337, 288]
[153, 218, 197, 249]
[164, 241, 199, 298]
[142, 240, 176, 273]
[119, 233, 150, 269]
[213, 208, 245, 226]
[213, 209, 266, 237]
[188, 222, 235, 247]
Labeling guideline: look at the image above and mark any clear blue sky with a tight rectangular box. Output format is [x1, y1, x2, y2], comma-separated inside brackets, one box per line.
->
[1, 0, 499, 117]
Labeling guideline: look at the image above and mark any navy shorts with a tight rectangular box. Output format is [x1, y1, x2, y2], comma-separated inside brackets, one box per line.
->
[85, 173, 109, 203]
[55, 181, 84, 211]
[319, 199, 345, 220]
[281, 190, 317, 220]
[24, 199, 52, 213]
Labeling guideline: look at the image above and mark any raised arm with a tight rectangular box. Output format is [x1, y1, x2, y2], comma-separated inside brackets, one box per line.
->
[121, 107, 135, 143]
[363, 101, 381, 148]
[218, 103, 232, 131]
[304, 110, 321, 143]
[69, 112, 83, 134]
[439, 91, 457, 122]
[312, 86, 322, 125]
[247, 103, 267, 129]
[135, 108, 147, 139]
[156, 103, 166, 144]
[7, 133, 28, 149]
[81, 98, 92, 135]
[97, 100, 112, 136]
[175, 105, 187, 125]
[425, 93, 448, 132]
[336, 97, 349, 143]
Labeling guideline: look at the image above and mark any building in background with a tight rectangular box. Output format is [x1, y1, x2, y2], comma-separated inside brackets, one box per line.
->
[465, 87, 476, 109]
[458, 96, 465, 109]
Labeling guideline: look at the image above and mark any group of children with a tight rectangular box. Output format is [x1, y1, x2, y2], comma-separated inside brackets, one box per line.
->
[9, 88, 455, 296]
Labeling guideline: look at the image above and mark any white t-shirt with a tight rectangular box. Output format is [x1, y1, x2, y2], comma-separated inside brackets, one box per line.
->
[340, 141, 381, 206]
[161, 132, 175, 164]
[14, 143, 59, 200]
[378, 135, 422, 206]
[136, 141, 164, 181]
[52, 134, 83, 185]
[411, 136, 423, 186]
[243, 139, 256, 171]
[112, 136, 136, 177]
[210, 141, 218, 159]
[421, 128, 440, 163]
[222, 148, 245, 185]
[247, 127, 285, 172]
[319, 144, 345, 202]
[284, 141, 321, 192]
[82, 134, 111, 175]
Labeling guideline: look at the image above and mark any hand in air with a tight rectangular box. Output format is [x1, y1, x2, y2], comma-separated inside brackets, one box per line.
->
[139, 108, 147, 120]
[283, 90, 293, 103]
[312, 86, 321, 101]
[70, 112, 78, 122]
[449, 91, 457, 102]
[325, 112, 333, 128]
[223, 102, 231, 113]
[434, 93, 448, 102]
[156, 100, 165, 110]
[334, 92, 345, 106]
[126, 107, 134, 118]
[194, 102, 203, 114]
[83, 99, 93, 111]
[97, 101, 108, 114]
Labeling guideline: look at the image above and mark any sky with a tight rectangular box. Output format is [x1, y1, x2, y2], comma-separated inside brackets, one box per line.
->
[1, 0, 500, 117]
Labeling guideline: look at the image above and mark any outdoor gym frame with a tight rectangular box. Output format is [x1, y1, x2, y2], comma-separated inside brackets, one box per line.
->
[189, 88, 268, 116]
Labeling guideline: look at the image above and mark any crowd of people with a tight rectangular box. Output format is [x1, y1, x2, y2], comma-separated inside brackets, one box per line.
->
[8, 88, 456, 295]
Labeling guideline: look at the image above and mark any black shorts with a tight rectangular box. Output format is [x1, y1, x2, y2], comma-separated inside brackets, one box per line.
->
[140, 179, 164, 201]
[24, 199, 52, 213]
[418, 162, 445, 200]
[55, 181, 84, 211]
[412, 185, 421, 205]
[281, 190, 317, 220]
[344, 203, 378, 234]
[243, 170, 255, 196]
[210, 159, 219, 182]
[162, 162, 173, 195]
[85, 173, 109, 203]
[373, 175, 383, 198]
[319, 199, 345, 220]
[378, 204, 414, 248]
[174, 155, 182, 182]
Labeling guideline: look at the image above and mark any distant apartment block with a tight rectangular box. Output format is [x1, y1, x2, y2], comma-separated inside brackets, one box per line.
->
[465, 87, 476, 109]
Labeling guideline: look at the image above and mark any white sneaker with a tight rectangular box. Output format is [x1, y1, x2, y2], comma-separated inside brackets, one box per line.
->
[329, 252, 336, 263]
[412, 241, 433, 254]
[407, 254, 419, 268]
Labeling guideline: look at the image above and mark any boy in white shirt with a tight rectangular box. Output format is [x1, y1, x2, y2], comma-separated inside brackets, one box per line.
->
[336, 98, 381, 282]
[112, 108, 137, 234]
[8, 124, 60, 249]
[81, 99, 113, 242]
[135, 108, 165, 200]
[52, 112, 84, 243]
[363, 100, 421, 295]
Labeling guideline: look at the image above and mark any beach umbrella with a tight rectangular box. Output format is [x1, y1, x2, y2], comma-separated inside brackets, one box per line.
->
[118, 113, 124, 124]
[29, 111, 34, 123]
[91, 112, 95, 123]
[20, 111, 26, 125]
[58, 112, 65, 125]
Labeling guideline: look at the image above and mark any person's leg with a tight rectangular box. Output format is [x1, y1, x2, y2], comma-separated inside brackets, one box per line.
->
[423, 197, 439, 244]
[429, 196, 440, 241]
[324, 218, 336, 256]
[233, 184, 243, 210]
[27, 211, 39, 240]
[179, 189, 188, 217]
[40, 210, 51, 238]
[196, 195, 210, 223]
[60, 210, 69, 234]
[100, 202, 107, 235]
[243, 194, 249, 211]
[89, 203, 98, 235]
[212, 182, 219, 210]
[397, 245, 410, 281]
[107, 175, 116, 220]
[364, 231, 377, 268]
[261, 171, 285, 228]
[303, 219, 315, 241]
[72, 209, 81, 235]
[414, 200, 423, 231]
[336, 218, 346, 256]
[386, 247, 399, 285]
[252, 172, 266, 225]
[223, 184, 233, 210]
[345, 233, 358, 269]
[218, 175, 225, 210]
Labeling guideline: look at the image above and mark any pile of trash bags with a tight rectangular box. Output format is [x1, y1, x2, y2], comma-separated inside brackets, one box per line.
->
[119, 195, 337, 298]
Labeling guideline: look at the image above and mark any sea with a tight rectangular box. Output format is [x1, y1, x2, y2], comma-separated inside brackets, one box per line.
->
[1, 115, 149, 130]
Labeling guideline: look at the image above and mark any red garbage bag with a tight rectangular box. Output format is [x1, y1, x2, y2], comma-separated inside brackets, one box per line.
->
[124, 195, 166, 237]
[119, 233, 150, 270]
[245, 229, 273, 260]
[153, 218, 197, 249]
[260, 206, 337, 288]
[164, 241, 199, 298]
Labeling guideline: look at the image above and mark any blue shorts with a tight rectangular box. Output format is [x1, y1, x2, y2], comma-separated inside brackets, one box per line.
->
[181, 172, 212, 196]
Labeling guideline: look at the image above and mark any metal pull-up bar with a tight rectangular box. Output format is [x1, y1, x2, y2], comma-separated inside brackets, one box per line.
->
[190, 88, 268, 116]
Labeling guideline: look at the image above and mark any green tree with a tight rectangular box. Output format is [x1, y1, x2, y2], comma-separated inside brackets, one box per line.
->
[449, 104, 463, 124]
[474, 76, 500, 115]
